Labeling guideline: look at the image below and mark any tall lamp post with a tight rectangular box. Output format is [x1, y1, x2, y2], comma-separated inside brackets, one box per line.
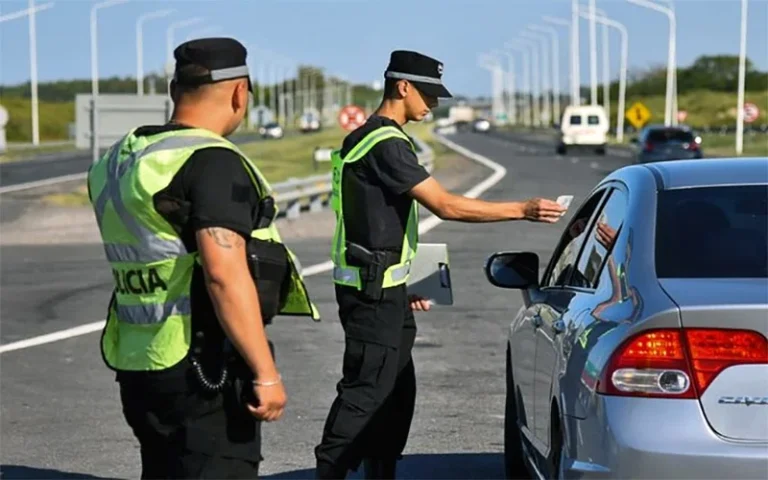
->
[626, 0, 677, 126]
[0, 1, 55, 146]
[522, 29, 552, 126]
[735, 0, 748, 154]
[491, 49, 517, 126]
[508, 38, 540, 126]
[529, 23, 561, 125]
[577, 8, 629, 142]
[136, 8, 174, 96]
[90, 0, 130, 163]
[504, 43, 533, 126]
[166, 17, 204, 74]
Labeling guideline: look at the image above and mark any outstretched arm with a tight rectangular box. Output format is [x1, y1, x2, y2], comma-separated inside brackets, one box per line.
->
[409, 176, 565, 223]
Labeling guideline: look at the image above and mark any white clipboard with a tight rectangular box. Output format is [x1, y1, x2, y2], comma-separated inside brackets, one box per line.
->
[406, 243, 453, 305]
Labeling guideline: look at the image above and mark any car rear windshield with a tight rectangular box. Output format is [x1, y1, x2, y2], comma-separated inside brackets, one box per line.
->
[588, 115, 600, 125]
[569, 115, 582, 125]
[655, 185, 768, 278]
[648, 128, 695, 143]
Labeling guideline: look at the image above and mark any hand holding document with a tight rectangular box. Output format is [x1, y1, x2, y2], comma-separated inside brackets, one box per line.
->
[556, 195, 574, 215]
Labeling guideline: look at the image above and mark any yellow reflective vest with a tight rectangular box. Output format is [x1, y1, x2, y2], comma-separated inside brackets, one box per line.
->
[329, 126, 419, 289]
[87, 127, 319, 372]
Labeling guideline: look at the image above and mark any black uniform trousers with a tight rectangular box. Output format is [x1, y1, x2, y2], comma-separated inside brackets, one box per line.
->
[117, 346, 271, 479]
[315, 283, 417, 477]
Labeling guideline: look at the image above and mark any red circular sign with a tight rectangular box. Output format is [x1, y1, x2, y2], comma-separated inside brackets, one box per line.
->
[338, 105, 366, 131]
[744, 102, 759, 123]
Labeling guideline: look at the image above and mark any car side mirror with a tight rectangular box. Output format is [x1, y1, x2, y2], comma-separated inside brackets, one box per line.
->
[484, 251, 539, 289]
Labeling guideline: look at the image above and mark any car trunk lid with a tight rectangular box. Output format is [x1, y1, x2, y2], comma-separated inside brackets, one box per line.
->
[660, 278, 768, 442]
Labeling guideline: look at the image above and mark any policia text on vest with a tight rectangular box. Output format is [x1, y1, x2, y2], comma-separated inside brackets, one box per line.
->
[89, 126, 319, 372]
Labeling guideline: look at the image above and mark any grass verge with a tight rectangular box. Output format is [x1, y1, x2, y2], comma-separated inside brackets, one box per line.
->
[39, 122, 442, 206]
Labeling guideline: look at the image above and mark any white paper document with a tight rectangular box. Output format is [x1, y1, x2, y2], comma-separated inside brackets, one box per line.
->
[406, 243, 453, 305]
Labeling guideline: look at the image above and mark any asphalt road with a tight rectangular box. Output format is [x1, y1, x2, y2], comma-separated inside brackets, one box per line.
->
[0, 132, 268, 188]
[0, 130, 633, 479]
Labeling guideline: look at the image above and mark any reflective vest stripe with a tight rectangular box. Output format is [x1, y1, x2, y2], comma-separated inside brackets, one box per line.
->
[93, 133, 232, 264]
[344, 126, 413, 163]
[115, 296, 192, 324]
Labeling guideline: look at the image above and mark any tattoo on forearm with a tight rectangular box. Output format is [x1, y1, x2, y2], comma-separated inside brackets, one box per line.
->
[204, 227, 244, 249]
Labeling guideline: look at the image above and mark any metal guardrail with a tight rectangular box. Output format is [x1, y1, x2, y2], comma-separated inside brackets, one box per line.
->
[271, 135, 435, 219]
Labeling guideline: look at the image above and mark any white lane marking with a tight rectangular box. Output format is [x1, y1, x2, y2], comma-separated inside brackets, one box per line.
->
[570, 157, 579, 163]
[0, 131, 507, 354]
[0, 172, 88, 194]
[590, 161, 600, 169]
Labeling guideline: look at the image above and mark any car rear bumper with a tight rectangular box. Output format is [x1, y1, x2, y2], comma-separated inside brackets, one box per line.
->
[565, 396, 768, 479]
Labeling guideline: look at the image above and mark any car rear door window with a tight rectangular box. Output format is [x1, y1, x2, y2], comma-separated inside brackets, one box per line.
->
[648, 129, 695, 143]
[573, 188, 628, 288]
[655, 185, 768, 278]
[543, 189, 608, 288]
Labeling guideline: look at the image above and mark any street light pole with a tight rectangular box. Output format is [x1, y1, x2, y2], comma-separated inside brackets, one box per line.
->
[542, 16, 571, 123]
[166, 17, 204, 73]
[515, 38, 540, 126]
[588, 0, 598, 105]
[505, 43, 533, 126]
[735, 0, 748, 154]
[626, 0, 676, 126]
[522, 30, 552, 126]
[136, 9, 174, 96]
[571, 0, 581, 105]
[0, 1, 55, 146]
[91, 0, 130, 164]
[492, 50, 516, 124]
[478, 53, 504, 124]
[28, 0, 39, 145]
[578, 8, 629, 142]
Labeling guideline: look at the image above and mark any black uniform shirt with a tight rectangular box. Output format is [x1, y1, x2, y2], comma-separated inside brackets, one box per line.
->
[116, 123, 261, 387]
[340, 115, 430, 252]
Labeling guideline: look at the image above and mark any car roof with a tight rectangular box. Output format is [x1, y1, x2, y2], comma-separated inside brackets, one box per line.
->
[643, 157, 768, 190]
[643, 123, 694, 131]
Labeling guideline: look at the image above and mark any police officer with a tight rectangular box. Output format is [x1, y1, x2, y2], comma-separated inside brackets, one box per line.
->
[87, 37, 318, 479]
[314, 50, 566, 478]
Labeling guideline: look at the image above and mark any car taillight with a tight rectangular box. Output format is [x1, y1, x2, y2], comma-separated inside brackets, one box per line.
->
[643, 141, 654, 152]
[596, 328, 768, 399]
[686, 142, 699, 150]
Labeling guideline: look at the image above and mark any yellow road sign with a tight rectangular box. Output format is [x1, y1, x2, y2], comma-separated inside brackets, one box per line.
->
[626, 102, 651, 129]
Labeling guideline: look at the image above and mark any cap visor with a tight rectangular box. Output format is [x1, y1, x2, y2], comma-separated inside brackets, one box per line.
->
[414, 81, 452, 99]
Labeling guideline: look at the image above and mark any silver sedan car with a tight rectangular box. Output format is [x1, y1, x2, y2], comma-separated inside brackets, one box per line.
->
[484, 157, 768, 479]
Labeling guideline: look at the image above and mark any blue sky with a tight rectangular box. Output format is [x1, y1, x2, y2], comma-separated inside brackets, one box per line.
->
[1, 0, 766, 97]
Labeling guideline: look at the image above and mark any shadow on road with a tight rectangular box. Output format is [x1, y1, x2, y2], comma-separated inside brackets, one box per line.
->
[0, 465, 117, 479]
[263, 452, 511, 479]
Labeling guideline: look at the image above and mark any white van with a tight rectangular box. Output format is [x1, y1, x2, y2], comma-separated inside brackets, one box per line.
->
[556, 105, 609, 155]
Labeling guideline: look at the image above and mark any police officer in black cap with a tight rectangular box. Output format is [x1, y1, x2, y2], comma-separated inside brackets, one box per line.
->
[313, 51, 565, 479]
[104, 37, 306, 479]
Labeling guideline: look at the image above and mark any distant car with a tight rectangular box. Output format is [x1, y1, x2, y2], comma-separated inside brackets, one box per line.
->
[557, 105, 609, 155]
[631, 124, 703, 163]
[484, 157, 768, 479]
[473, 118, 491, 133]
[261, 122, 284, 139]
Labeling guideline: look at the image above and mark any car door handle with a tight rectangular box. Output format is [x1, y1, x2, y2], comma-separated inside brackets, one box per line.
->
[552, 319, 565, 335]
[531, 314, 543, 328]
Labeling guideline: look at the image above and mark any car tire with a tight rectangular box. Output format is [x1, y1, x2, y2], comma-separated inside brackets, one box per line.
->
[596, 146, 606, 155]
[504, 344, 527, 479]
[547, 408, 566, 480]
[556, 145, 566, 155]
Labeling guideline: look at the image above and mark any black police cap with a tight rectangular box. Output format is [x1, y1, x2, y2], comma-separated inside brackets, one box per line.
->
[384, 50, 452, 98]
[173, 37, 253, 91]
